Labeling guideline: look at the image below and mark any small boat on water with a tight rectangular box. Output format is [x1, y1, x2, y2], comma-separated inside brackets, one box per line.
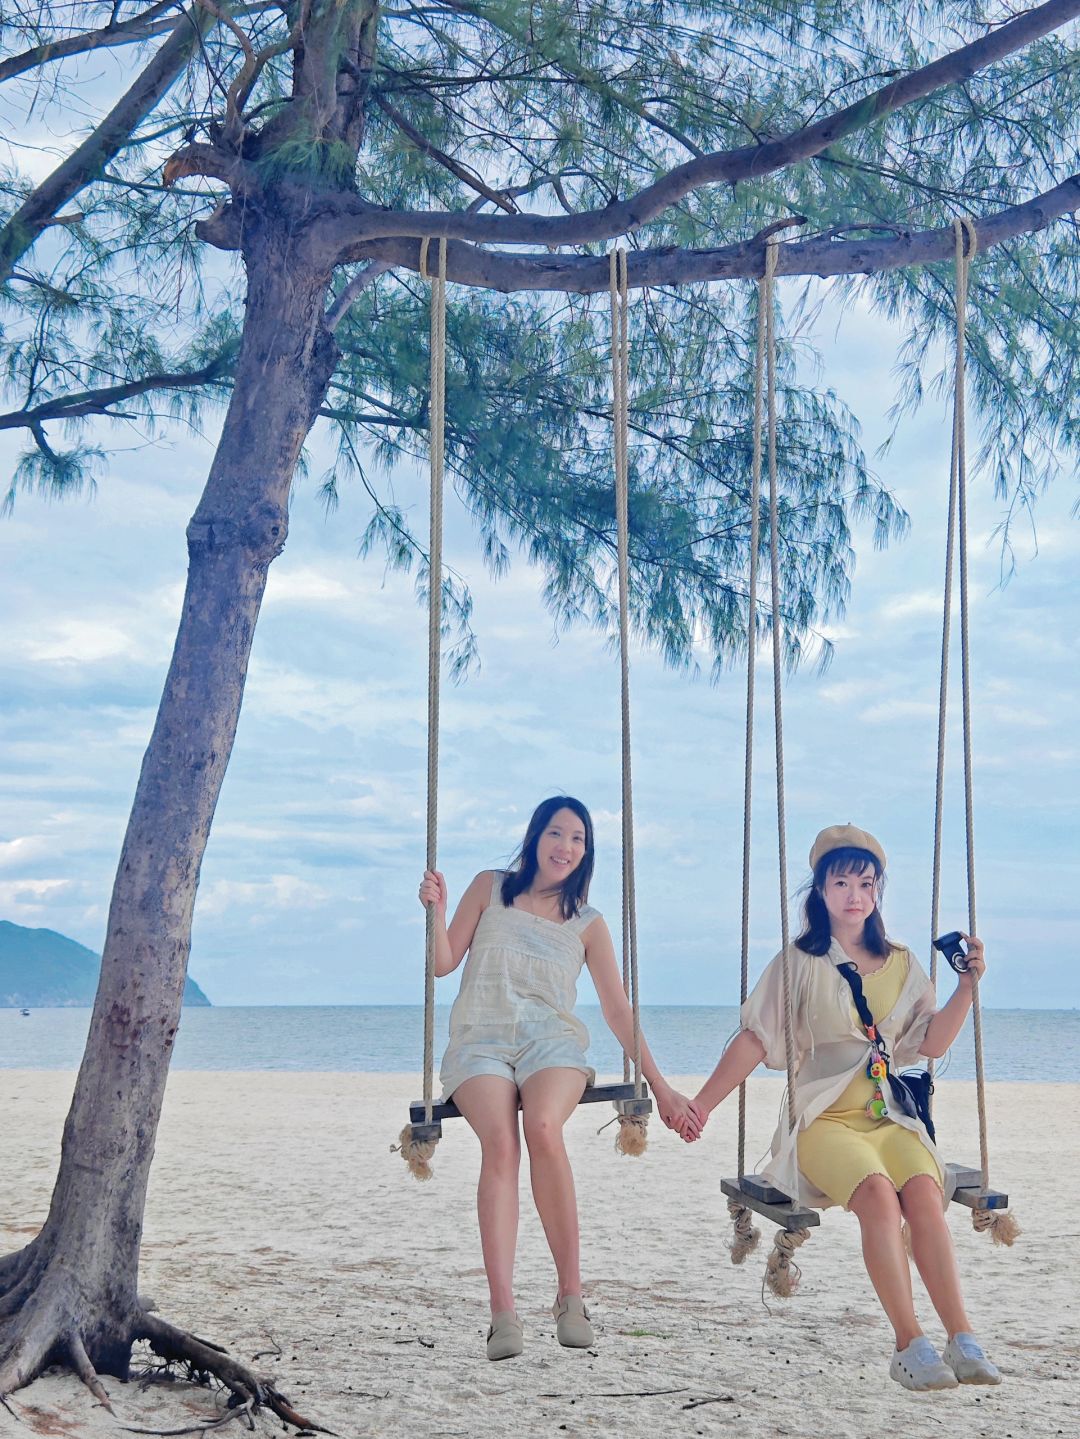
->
[20, 1008, 30, 1016]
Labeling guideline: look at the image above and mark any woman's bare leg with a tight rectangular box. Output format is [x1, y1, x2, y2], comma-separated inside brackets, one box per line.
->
[452, 1076, 522, 1316]
[901, 1174, 973, 1338]
[848, 1173, 922, 1349]
[519, 1067, 588, 1299]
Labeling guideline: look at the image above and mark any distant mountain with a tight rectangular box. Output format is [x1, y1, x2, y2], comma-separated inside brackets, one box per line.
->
[0, 920, 210, 1007]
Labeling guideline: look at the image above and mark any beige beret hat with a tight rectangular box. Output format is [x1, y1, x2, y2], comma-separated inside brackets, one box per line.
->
[809, 823, 886, 871]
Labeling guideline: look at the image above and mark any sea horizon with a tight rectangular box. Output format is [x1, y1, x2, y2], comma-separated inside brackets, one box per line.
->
[2, 1003, 1075, 1080]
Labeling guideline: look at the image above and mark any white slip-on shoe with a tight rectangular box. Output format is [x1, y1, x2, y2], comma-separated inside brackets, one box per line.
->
[889, 1336, 960, 1391]
[943, 1332, 1002, 1385]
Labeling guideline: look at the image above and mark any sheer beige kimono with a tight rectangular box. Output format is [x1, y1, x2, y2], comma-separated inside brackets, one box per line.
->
[740, 940, 948, 1208]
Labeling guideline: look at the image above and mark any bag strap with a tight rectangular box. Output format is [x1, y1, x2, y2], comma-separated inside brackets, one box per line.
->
[837, 962, 894, 1068]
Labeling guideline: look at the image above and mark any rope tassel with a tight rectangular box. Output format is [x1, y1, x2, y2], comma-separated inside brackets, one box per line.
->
[392, 1123, 440, 1182]
[973, 1207, 1021, 1246]
[764, 1226, 810, 1298]
[726, 1198, 761, 1264]
[614, 1112, 648, 1156]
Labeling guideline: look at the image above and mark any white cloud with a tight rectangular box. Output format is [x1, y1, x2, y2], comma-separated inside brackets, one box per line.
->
[878, 590, 946, 624]
[858, 699, 939, 724]
[0, 836, 51, 869]
[24, 619, 135, 665]
[818, 679, 864, 705]
[196, 874, 332, 919]
[263, 567, 352, 606]
[0, 877, 71, 909]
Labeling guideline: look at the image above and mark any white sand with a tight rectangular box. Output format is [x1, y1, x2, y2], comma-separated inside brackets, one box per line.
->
[0, 1071, 1075, 1438]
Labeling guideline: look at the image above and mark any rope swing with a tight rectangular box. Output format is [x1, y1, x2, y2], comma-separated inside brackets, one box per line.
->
[761, 239, 813, 1297]
[929, 218, 1019, 1245]
[394, 235, 448, 1181]
[722, 238, 819, 1289]
[608, 246, 652, 1156]
[722, 215, 1016, 1293]
[399, 244, 652, 1174]
[727, 240, 770, 1267]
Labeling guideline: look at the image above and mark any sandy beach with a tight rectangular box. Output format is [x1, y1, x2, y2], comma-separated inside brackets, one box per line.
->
[0, 1071, 1073, 1438]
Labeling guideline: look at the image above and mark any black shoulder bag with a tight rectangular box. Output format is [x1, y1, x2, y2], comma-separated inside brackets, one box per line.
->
[837, 961, 936, 1144]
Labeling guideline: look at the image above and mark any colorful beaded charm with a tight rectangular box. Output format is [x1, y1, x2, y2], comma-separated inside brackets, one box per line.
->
[865, 1043, 889, 1119]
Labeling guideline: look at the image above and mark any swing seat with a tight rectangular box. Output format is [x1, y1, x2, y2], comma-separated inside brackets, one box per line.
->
[410, 1079, 649, 1125]
[946, 1163, 1009, 1210]
[720, 1174, 820, 1232]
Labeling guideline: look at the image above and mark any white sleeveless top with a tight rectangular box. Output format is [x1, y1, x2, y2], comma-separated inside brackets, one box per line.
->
[446, 871, 600, 1047]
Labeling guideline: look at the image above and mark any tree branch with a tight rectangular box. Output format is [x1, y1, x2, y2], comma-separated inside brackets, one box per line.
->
[315, 0, 1080, 249]
[336, 174, 1080, 292]
[325, 260, 392, 329]
[0, 4, 217, 287]
[0, 359, 235, 433]
[0, 2, 178, 86]
[373, 92, 517, 213]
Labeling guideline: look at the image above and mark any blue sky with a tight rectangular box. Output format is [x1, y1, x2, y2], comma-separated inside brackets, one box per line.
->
[1, 289, 1077, 1010]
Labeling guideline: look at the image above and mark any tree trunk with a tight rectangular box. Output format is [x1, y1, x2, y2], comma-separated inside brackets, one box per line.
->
[0, 211, 337, 1417]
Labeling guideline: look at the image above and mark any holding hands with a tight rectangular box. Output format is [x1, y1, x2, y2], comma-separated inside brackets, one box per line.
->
[653, 1083, 706, 1142]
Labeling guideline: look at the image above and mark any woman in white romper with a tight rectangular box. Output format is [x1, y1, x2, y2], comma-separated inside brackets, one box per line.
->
[418, 795, 702, 1361]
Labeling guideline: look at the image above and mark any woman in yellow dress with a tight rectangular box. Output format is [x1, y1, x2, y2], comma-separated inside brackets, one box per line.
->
[692, 824, 1001, 1392]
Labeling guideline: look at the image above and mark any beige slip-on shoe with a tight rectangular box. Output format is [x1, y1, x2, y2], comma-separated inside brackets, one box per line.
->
[486, 1310, 523, 1361]
[553, 1295, 594, 1349]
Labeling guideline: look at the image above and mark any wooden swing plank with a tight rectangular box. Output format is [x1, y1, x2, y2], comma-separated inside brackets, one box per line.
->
[721, 1175, 820, 1232]
[946, 1162, 1009, 1211]
[409, 1080, 647, 1126]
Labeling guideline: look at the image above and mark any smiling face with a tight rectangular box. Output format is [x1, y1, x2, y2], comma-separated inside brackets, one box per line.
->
[534, 807, 588, 890]
[820, 860, 880, 937]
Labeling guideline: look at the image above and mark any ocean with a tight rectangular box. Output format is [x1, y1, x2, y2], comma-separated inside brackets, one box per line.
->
[0, 1004, 1074, 1080]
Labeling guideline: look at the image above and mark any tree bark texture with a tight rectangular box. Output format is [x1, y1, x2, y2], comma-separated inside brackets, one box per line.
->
[0, 210, 338, 1397]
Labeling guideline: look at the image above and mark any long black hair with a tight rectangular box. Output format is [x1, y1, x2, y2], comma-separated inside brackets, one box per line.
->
[794, 846, 891, 957]
[500, 796, 595, 920]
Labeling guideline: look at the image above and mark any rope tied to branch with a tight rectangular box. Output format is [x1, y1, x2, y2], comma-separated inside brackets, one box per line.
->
[726, 240, 777, 1263]
[946, 218, 1018, 1243]
[609, 247, 648, 1158]
[396, 235, 448, 1180]
[757, 238, 799, 1133]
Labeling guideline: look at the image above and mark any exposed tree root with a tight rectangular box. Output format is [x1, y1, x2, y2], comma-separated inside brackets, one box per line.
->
[0, 1273, 330, 1435]
[69, 1330, 115, 1413]
[138, 1312, 333, 1434]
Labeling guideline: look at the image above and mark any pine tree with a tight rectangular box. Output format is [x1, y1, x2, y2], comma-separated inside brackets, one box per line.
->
[1, 1, 1078, 1418]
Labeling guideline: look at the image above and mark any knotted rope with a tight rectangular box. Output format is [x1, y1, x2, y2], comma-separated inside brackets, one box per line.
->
[395, 235, 448, 1180]
[928, 220, 1018, 1242]
[727, 244, 774, 1263]
[759, 239, 798, 1135]
[764, 1225, 810, 1299]
[609, 247, 648, 1157]
[757, 238, 813, 1285]
[952, 217, 1019, 1244]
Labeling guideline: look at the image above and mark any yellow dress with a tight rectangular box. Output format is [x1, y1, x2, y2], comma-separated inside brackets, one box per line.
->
[796, 947, 940, 1209]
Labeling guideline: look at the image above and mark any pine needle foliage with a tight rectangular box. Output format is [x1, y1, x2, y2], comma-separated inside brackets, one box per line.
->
[2, 2, 1078, 665]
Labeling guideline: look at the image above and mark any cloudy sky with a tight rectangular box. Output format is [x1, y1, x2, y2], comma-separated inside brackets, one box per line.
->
[1, 283, 1077, 1011]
